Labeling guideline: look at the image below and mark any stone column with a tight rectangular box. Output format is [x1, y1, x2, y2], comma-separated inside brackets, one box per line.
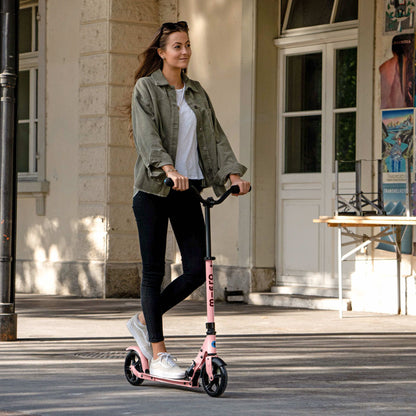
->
[78, 0, 177, 297]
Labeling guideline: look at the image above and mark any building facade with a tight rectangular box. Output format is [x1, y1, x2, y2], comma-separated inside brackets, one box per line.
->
[15, 0, 416, 315]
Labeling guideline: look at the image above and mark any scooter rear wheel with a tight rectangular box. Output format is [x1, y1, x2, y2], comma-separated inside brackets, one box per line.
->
[124, 350, 144, 386]
[201, 360, 228, 397]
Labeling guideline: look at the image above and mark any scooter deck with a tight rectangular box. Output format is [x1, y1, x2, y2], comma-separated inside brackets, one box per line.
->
[129, 365, 200, 388]
[127, 345, 200, 388]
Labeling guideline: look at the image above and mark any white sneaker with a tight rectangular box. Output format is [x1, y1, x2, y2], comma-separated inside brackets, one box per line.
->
[126, 314, 153, 361]
[150, 352, 185, 379]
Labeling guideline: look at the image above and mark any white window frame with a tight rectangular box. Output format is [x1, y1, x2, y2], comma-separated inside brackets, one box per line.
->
[281, 0, 358, 37]
[18, 62, 37, 178]
[18, 0, 48, 215]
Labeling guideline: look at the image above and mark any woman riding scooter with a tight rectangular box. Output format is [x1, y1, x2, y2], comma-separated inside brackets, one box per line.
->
[126, 20, 250, 379]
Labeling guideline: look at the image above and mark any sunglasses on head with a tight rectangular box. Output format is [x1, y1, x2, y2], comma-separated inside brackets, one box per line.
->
[161, 21, 188, 31]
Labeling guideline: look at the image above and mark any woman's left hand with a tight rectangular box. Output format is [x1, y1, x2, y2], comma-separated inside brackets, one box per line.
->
[229, 174, 251, 196]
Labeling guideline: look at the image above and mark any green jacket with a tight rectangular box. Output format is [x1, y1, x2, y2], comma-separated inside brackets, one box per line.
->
[131, 69, 247, 197]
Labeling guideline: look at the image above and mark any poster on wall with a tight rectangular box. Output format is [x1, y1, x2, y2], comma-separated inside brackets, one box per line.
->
[378, 182, 413, 254]
[379, 34, 414, 109]
[384, 0, 415, 34]
[382, 109, 414, 182]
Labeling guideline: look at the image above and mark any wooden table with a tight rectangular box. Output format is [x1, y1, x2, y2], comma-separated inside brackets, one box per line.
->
[314, 216, 416, 317]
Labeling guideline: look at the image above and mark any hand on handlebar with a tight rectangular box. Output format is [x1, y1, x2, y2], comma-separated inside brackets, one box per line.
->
[166, 170, 189, 191]
[229, 174, 251, 196]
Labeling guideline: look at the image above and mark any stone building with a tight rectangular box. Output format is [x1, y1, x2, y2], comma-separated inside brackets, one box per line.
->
[16, 0, 416, 315]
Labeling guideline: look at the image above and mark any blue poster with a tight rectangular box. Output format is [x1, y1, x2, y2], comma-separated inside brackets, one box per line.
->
[382, 109, 413, 174]
[377, 183, 412, 254]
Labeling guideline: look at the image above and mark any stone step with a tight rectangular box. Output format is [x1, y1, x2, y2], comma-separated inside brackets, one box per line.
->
[271, 285, 340, 298]
[248, 292, 351, 311]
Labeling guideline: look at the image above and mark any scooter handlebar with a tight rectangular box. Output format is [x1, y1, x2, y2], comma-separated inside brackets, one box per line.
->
[163, 178, 250, 206]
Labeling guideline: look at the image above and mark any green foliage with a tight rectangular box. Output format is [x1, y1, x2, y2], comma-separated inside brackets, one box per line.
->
[335, 48, 357, 172]
[335, 113, 356, 172]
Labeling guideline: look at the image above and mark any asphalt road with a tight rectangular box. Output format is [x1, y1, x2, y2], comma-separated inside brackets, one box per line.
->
[0, 295, 416, 415]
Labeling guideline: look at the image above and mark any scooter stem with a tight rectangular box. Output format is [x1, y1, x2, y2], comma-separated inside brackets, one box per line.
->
[204, 204, 213, 260]
[206, 259, 215, 327]
[204, 205, 216, 333]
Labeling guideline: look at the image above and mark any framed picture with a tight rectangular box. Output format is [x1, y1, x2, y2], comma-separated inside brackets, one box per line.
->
[384, 0, 415, 34]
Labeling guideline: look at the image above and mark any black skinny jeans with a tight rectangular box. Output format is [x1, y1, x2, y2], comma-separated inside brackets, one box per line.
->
[132, 185, 206, 343]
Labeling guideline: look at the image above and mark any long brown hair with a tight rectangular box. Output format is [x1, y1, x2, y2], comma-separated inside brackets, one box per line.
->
[128, 21, 189, 140]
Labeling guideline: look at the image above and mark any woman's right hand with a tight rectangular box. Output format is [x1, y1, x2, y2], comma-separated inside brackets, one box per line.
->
[163, 165, 189, 191]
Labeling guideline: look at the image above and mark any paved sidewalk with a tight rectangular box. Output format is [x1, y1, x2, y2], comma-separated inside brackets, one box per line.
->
[0, 295, 416, 415]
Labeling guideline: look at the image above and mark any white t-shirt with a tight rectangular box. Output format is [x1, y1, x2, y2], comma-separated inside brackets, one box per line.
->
[175, 86, 204, 179]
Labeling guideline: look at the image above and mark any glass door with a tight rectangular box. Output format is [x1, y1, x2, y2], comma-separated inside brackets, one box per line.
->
[277, 39, 357, 290]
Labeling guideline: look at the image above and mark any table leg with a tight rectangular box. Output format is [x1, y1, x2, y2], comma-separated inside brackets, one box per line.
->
[338, 226, 343, 318]
[395, 225, 402, 315]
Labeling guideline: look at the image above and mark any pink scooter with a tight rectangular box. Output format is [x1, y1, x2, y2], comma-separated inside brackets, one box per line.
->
[124, 180, 248, 397]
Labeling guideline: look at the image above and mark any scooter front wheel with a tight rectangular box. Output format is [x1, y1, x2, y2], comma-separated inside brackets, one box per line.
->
[201, 360, 228, 397]
[124, 350, 144, 386]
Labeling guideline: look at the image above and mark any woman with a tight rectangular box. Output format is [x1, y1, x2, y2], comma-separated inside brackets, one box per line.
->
[127, 21, 250, 379]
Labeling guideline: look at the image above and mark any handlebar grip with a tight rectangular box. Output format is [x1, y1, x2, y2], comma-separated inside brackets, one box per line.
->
[230, 185, 240, 194]
[230, 185, 252, 194]
[164, 178, 174, 187]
